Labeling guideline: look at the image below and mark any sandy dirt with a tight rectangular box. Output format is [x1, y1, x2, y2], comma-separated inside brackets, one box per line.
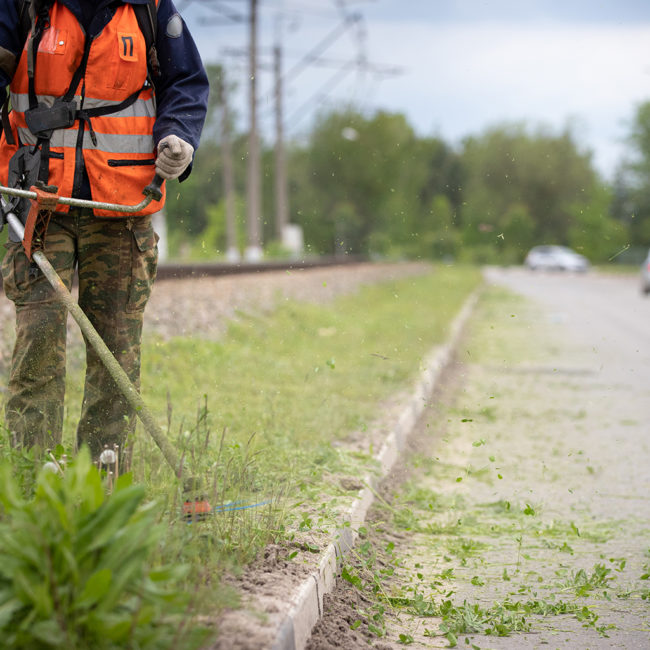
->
[307, 269, 650, 649]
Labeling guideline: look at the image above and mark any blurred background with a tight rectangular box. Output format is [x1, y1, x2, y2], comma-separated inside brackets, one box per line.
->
[85, 1, 650, 265]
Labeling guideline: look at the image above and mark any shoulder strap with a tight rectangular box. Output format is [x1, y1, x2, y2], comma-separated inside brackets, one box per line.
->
[17, 0, 33, 46]
[2, 0, 31, 145]
[132, 0, 160, 78]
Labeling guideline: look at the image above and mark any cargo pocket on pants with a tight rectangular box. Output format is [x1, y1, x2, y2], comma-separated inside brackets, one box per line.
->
[126, 222, 159, 313]
[1, 241, 52, 305]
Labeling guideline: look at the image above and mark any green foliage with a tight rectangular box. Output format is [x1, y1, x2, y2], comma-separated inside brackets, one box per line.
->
[6, 83, 649, 265]
[181, 197, 246, 260]
[162, 62, 246, 259]
[567, 184, 629, 261]
[611, 101, 650, 246]
[411, 194, 461, 260]
[459, 123, 602, 262]
[154, 98, 650, 263]
[0, 449, 206, 649]
[558, 564, 613, 596]
[341, 517, 618, 648]
[289, 109, 462, 257]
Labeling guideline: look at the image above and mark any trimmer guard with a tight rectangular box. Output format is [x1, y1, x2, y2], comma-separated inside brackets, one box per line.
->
[22, 183, 59, 260]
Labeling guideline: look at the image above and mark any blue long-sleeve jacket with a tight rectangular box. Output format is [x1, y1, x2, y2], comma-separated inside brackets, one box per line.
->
[0, 0, 209, 179]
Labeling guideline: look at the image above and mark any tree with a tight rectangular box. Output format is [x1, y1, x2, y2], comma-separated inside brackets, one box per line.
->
[458, 123, 601, 262]
[163, 64, 248, 257]
[289, 108, 462, 257]
[615, 101, 650, 247]
[567, 184, 629, 262]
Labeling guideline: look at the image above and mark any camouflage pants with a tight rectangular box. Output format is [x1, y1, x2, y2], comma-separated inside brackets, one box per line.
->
[1, 209, 158, 459]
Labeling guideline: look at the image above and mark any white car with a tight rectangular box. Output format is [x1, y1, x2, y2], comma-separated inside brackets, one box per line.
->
[641, 249, 650, 295]
[524, 245, 590, 272]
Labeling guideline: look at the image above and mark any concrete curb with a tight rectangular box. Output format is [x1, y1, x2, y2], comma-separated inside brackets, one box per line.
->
[270, 291, 479, 650]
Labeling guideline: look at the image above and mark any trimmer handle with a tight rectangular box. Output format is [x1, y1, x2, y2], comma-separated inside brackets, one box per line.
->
[1, 173, 165, 214]
[143, 173, 164, 202]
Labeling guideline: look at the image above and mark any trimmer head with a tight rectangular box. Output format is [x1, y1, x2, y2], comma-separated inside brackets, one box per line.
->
[182, 498, 212, 521]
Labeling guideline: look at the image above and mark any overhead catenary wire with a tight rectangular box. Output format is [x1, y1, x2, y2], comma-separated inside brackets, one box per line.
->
[281, 12, 361, 85]
[177, 0, 246, 24]
[284, 58, 357, 129]
[194, 0, 400, 135]
[181, 0, 403, 254]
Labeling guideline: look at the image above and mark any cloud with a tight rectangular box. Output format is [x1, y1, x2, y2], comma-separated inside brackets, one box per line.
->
[186, 5, 650, 177]
[363, 21, 650, 175]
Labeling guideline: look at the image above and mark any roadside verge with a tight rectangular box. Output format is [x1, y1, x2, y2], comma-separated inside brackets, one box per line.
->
[270, 289, 480, 650]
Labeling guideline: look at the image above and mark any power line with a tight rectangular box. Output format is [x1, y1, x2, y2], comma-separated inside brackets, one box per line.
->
[284, 59, 358, 129]
[178, 0, 247, 23]
[282, 13, 361, 85]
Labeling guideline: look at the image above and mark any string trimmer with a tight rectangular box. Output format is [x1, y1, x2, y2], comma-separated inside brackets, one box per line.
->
[0, 176, 206, 517]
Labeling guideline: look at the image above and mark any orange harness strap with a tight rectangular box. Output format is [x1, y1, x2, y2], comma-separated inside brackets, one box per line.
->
[22, 184, 59, 260]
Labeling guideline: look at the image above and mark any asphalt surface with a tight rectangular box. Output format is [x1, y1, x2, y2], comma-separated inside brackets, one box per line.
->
[484, 267, 650, 522]
[308, 267, 650, 649]
[486, 267, 650, 391]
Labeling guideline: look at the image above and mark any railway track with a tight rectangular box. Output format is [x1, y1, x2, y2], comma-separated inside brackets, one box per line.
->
[0, 255, 366, 294]
[153, 255, 366, 281]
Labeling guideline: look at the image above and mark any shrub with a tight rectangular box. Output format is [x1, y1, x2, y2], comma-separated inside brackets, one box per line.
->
[0, 449, 209, 649]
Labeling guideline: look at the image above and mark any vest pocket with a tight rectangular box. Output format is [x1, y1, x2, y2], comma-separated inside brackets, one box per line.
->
[107, 57, 135, 91]
[108, 158, 155, 167]
[107, 29, 145, 90]
[127, 221, 158, 313]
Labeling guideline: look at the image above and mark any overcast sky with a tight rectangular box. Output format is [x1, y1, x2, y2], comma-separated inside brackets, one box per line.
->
[181, 0, 650, 179]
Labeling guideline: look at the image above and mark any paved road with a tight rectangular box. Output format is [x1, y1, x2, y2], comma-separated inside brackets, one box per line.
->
[485, 268, 650, 521]
[308, 268, 650, 650]
[486, 267, 650, 387]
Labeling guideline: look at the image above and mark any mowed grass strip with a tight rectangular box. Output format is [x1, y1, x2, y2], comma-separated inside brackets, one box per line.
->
[135, 266, 480, 474]
[23, 265, 481, 622]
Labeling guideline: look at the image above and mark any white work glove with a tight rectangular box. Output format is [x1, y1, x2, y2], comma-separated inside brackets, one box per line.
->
[155, 134, 194, 180]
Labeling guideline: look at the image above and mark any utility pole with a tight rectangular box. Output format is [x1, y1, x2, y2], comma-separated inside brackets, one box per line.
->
[273, 43, 289, 243]
[217, 71, 240, 262]
[244, 0, 263, 261]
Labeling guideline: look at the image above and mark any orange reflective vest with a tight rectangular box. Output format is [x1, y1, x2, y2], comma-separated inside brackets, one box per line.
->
[0, 1, 164, 216]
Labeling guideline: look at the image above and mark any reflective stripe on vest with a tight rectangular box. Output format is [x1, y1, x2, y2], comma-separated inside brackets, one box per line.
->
[17, 127, 154, 153]
[9, 92, 157, 120]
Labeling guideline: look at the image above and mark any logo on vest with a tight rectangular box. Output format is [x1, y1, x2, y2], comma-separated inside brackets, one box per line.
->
[117, 32, 138, 61]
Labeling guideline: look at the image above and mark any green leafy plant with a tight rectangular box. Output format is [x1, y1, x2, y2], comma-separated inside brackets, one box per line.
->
[0, 449, 208, 649]
[558, 563, 613, 596]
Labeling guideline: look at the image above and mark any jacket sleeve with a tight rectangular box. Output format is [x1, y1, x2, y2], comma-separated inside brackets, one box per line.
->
[0, 0, 21, 92]
[152, 0, 209, 181]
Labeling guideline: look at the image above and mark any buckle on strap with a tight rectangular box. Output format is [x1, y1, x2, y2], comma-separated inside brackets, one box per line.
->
[24, 100, 77, 139]
[22, 181, 59, 260]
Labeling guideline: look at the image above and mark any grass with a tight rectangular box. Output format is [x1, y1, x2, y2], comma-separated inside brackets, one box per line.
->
[0, 264, 482, 627]
[593, 263, 640, 275]
[61, 266, 480, 486]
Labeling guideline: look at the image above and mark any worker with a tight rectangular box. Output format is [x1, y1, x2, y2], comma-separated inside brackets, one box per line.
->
[0, 0, 209, 463]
